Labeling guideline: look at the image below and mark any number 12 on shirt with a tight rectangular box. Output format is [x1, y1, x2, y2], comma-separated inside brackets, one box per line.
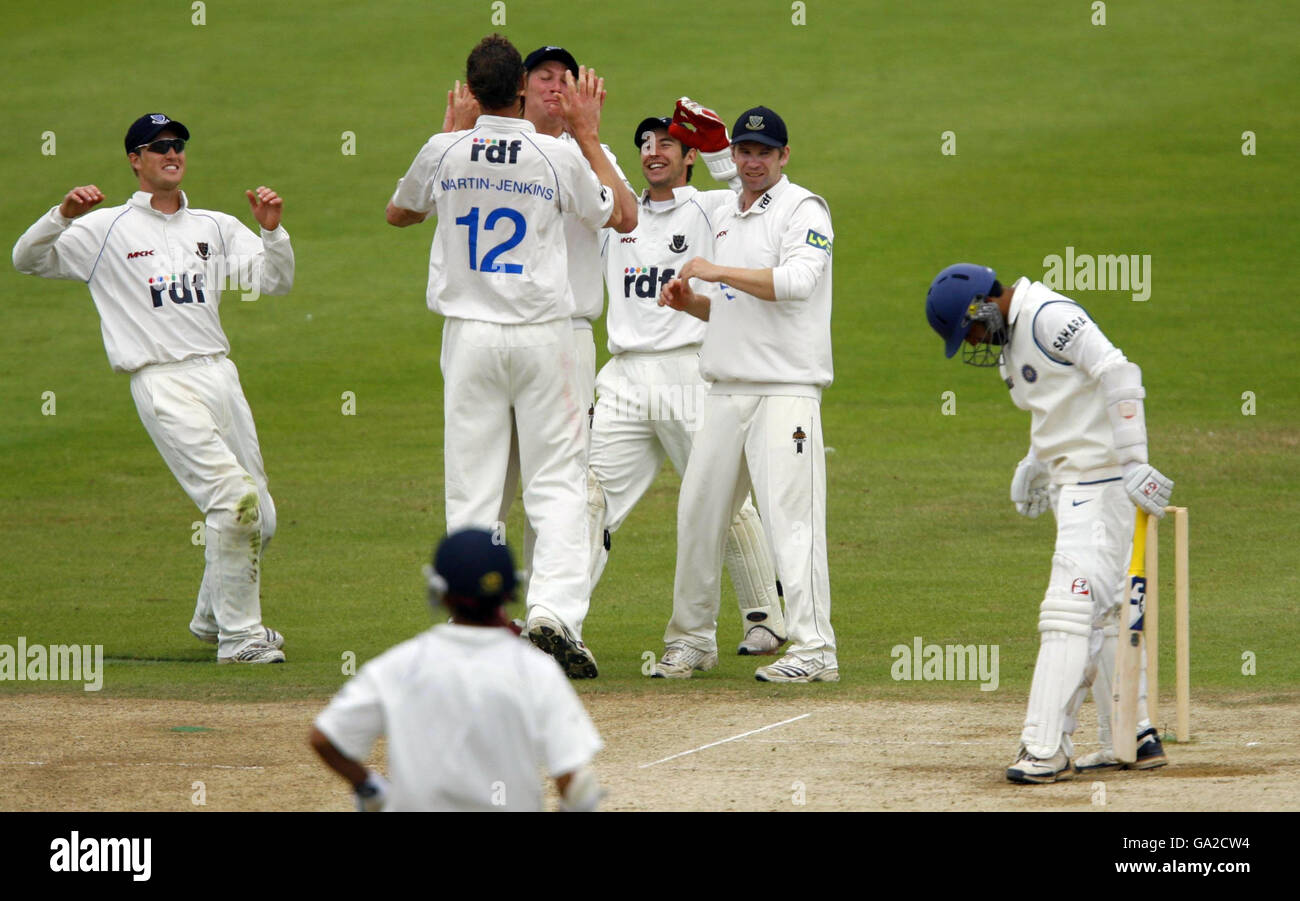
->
[455, 206, 526, 274]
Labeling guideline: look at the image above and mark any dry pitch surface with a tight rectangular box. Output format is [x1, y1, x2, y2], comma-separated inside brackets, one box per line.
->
[2, 693, 1296, 812]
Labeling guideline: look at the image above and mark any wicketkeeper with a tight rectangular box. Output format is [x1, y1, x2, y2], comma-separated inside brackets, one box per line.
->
[926, 263, 1174, 782]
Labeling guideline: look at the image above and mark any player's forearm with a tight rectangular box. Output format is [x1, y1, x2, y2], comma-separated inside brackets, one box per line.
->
[679, 290, 711, 321]
[386, 202, 428, 227]
[710, 266, 776, 301]
[12, 207, 76, 278]
[256, 227, 294, 295]
[572, 131, 633, 232]
[308, 728, 368, 788]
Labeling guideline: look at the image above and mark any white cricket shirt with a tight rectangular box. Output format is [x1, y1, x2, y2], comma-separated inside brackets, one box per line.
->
[314, 623, 603, 812]
[998, 277, 1132, 484]
[12, 191, 294, 373]
[558, 134, 631, 326]
[699, 176, 834, 398]
[391, 116, 613, 325]
[602, 186, 733, 355]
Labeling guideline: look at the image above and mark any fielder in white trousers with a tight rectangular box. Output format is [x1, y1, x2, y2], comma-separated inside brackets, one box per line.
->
[442, 318, 590, 630]
[669, 394, 834, 664]
[129, 355, 276, 657]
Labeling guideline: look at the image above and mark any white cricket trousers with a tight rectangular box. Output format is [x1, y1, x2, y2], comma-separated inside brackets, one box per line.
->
[441, 318, 590, 629]
[1022, 478, 1138, 757]
[668, 393, 835, 662]
[497, 321, 596, 613]
[129, 354, 275, 656]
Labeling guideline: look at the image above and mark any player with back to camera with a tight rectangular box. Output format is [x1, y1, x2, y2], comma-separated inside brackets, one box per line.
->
[656, 106, 839, 683]
[590, 100, 788, 673]
[925, 262, 1174, 782]
[385, 34, 623, 679]
[309, 528, 603, 811]
[12, 113, 293, 664]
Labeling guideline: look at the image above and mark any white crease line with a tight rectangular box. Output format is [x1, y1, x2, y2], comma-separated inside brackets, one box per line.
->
[639, 713, 811, 769]
[0, 761, 265, 770]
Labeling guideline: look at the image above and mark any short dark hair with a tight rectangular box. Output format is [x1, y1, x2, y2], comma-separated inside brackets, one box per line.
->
[467, 34, 523, 112]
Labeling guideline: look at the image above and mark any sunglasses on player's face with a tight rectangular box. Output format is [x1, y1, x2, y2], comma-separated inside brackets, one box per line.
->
[135, 138, 186, 154]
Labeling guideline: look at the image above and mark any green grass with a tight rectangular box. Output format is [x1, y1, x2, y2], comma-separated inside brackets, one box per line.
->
[1, 0, 1296, 705]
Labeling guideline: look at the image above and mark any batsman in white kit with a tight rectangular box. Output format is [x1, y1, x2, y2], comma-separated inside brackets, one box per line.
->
[385, 35, 624, 678]
[925, 263, 1175, 782]
[591, 102, 787, 670]
[310, 529, 603, 812]
[658, 106, 838, 682]
[12, 113, 293, 664]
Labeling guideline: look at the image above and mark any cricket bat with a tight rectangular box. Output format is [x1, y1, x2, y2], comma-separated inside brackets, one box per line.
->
[1112, 508, 1148, 764]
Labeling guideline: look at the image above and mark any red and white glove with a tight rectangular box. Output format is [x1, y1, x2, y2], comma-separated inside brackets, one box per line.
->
[670, 97, 730, 152]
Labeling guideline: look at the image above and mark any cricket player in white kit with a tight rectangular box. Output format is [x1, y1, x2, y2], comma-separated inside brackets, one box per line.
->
[492, 46, 639, 615]
[310, 529, 603, 812]
[926, 263, 1174, 782]
[385, 35, 623, 678]
[12, 113, 293, 664]
[658, 107, 838, 682]
[591, 106, 787, 667]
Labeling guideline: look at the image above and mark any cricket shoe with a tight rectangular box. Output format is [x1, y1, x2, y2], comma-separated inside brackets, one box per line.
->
[1006, 746, 1073, 784]
[1131, 727, 1168, 770]
[191, 624, 284, 649]
[737, 625, 786, 656]
[1073, 728, 1169, 773]
[754, 654, 839, 683]
[652, 642, 718, 679]
[218, 640, 286, 665]
[527, 616, 598, 679]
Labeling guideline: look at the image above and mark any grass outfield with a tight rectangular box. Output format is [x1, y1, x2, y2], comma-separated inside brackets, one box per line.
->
[1, 1, 1296, 706]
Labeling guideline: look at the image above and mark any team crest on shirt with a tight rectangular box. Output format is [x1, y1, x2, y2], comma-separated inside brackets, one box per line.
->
[668, 235, 688, 253]
[1071, 578, 1090, 596]
[1021, 364, 1038, 383]
[196, 242, 211, 260]
[792, 425, 807, 454]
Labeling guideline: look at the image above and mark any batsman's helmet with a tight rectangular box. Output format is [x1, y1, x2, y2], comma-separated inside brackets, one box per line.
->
[926, 263, 999, 358]
[424, 529, 519, 621]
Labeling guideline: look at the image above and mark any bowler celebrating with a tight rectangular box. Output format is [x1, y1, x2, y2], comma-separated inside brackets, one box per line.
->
[386, 35, 621, 677]
[12, 113, 293, 664]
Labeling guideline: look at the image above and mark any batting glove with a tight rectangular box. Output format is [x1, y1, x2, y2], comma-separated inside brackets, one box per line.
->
[354, 771, 389, 812]
[669, 97, 730, 152]
[1123, 463, 1174, 518]
[1010, 454, 1051, 519]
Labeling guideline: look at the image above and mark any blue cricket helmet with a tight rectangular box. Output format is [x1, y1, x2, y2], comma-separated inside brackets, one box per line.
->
[926, 263, 997, 358]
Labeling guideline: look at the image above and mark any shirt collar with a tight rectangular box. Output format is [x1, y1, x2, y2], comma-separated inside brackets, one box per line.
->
[736, 175, 789, 216]
[129, 190, 189, 215]
[474, 115, 536, 133]
[639, 185, 698, 209]
[1007, 276, 1034, 326]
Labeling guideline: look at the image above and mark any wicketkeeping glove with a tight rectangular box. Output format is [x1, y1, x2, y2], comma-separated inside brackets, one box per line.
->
[1010, 454, 1051, 519]
[669, 97, 730, 152]
[354, 770, 389, 812]
[1123, 463, 1174, 518]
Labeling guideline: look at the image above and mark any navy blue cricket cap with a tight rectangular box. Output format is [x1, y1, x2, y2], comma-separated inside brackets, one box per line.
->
[633, 116, 671, 150]
[433, 529, 518, 601]
[524, 45, 579, 78]
[731, 106, 787, 148]
[125, 113, 189, 155]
